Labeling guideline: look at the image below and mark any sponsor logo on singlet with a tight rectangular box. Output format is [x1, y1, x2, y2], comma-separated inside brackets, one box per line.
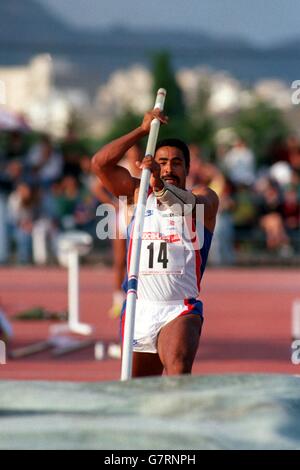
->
[145, 210, 154, 217]
[142, 232, 181, 243]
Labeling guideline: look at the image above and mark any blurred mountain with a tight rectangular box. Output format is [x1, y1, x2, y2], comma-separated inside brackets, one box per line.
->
[0, 0, 75, 43]
[0, 0, 254, 51]
[0, 0, 298, 93]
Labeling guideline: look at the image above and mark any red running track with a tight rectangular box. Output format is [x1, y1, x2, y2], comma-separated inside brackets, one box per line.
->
[0, 267, 299, 381]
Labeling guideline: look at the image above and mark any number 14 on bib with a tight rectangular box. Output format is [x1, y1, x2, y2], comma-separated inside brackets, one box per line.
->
[139, 239, 185, 275]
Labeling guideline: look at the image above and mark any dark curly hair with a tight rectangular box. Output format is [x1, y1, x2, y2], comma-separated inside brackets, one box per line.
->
[155, 138, 190, 173]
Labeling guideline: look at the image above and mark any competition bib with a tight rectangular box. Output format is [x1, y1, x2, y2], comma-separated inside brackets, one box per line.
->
[139, 239, 185, 275]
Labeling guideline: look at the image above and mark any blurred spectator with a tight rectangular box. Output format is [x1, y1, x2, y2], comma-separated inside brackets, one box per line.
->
[54, 175, 82, 230]
[187, 144, 236, 265]
[54, 175, 97, 236]
[222, 138, 256, 186]
[61, 142, 83, 179]
[232, 184, 257, 245]
[210, 177, 236, 265]
[256, 177, 290, 253]
[0, 156, 24, 264]
[186, 144, 204, 189]
[283, 185, 300, 231]
[269, 161, 292, 188]
[7, 182, 40, 264]
[286, 136, 300, 172]
[2, 131, 27, 163]
[26, 135, 63, 186]
[79, 154, 94, 191]
[31, 180, 62, 265]
[0, 192, 8, 264]
[282, 171, 300, 251]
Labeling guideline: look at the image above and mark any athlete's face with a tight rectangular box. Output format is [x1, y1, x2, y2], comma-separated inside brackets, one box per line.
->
[155, 146, 187, 189]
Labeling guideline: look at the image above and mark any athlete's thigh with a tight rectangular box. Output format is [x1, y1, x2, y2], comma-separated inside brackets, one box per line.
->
[132, 351, 164, 378]
[157, 313, 203, 372]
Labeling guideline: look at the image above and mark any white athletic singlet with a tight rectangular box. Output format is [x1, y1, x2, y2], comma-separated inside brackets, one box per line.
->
[121, 190, 213, 353]
[126, 192, 212, 301]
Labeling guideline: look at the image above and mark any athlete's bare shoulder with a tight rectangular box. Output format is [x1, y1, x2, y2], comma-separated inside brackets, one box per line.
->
[192, 185, 219, 232]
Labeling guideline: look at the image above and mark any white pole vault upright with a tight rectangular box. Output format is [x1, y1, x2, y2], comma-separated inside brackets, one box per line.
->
[121, 88, 167, 381]
[53, 231, 93, 336]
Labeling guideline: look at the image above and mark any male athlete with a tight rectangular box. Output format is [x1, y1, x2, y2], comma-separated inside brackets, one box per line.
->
[92, 109, 219, 377]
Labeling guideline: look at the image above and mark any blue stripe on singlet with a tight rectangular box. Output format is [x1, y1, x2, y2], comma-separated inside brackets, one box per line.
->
[199, 226, 213, 279]
[121, 213, 135, 295]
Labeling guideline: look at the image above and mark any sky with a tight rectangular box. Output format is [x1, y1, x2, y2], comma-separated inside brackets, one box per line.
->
[38, 0, 300, 46]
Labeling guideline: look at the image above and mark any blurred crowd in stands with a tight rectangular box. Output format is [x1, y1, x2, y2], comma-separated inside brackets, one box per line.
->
[189, 136, 300, 264]
[0, 129, 299, 266]
[0, 131, 112, 265]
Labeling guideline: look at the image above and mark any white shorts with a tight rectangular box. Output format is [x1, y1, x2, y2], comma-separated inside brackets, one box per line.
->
[121, 298, 203, 353]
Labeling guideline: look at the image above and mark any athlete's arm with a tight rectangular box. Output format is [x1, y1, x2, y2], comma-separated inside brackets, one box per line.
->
[193, 186, 219, 232]
[91, 127, 144, 199]
[91, 109, 168, 199]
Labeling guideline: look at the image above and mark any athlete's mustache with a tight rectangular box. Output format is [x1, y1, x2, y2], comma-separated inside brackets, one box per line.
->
[162, 174, 180, 184]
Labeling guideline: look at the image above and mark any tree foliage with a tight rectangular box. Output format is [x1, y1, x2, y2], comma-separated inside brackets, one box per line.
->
[101, 53, 291, 165]
[101, 110, 144, 145]
[233, 100, 290, 165]
[151, 51, 185, 120]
